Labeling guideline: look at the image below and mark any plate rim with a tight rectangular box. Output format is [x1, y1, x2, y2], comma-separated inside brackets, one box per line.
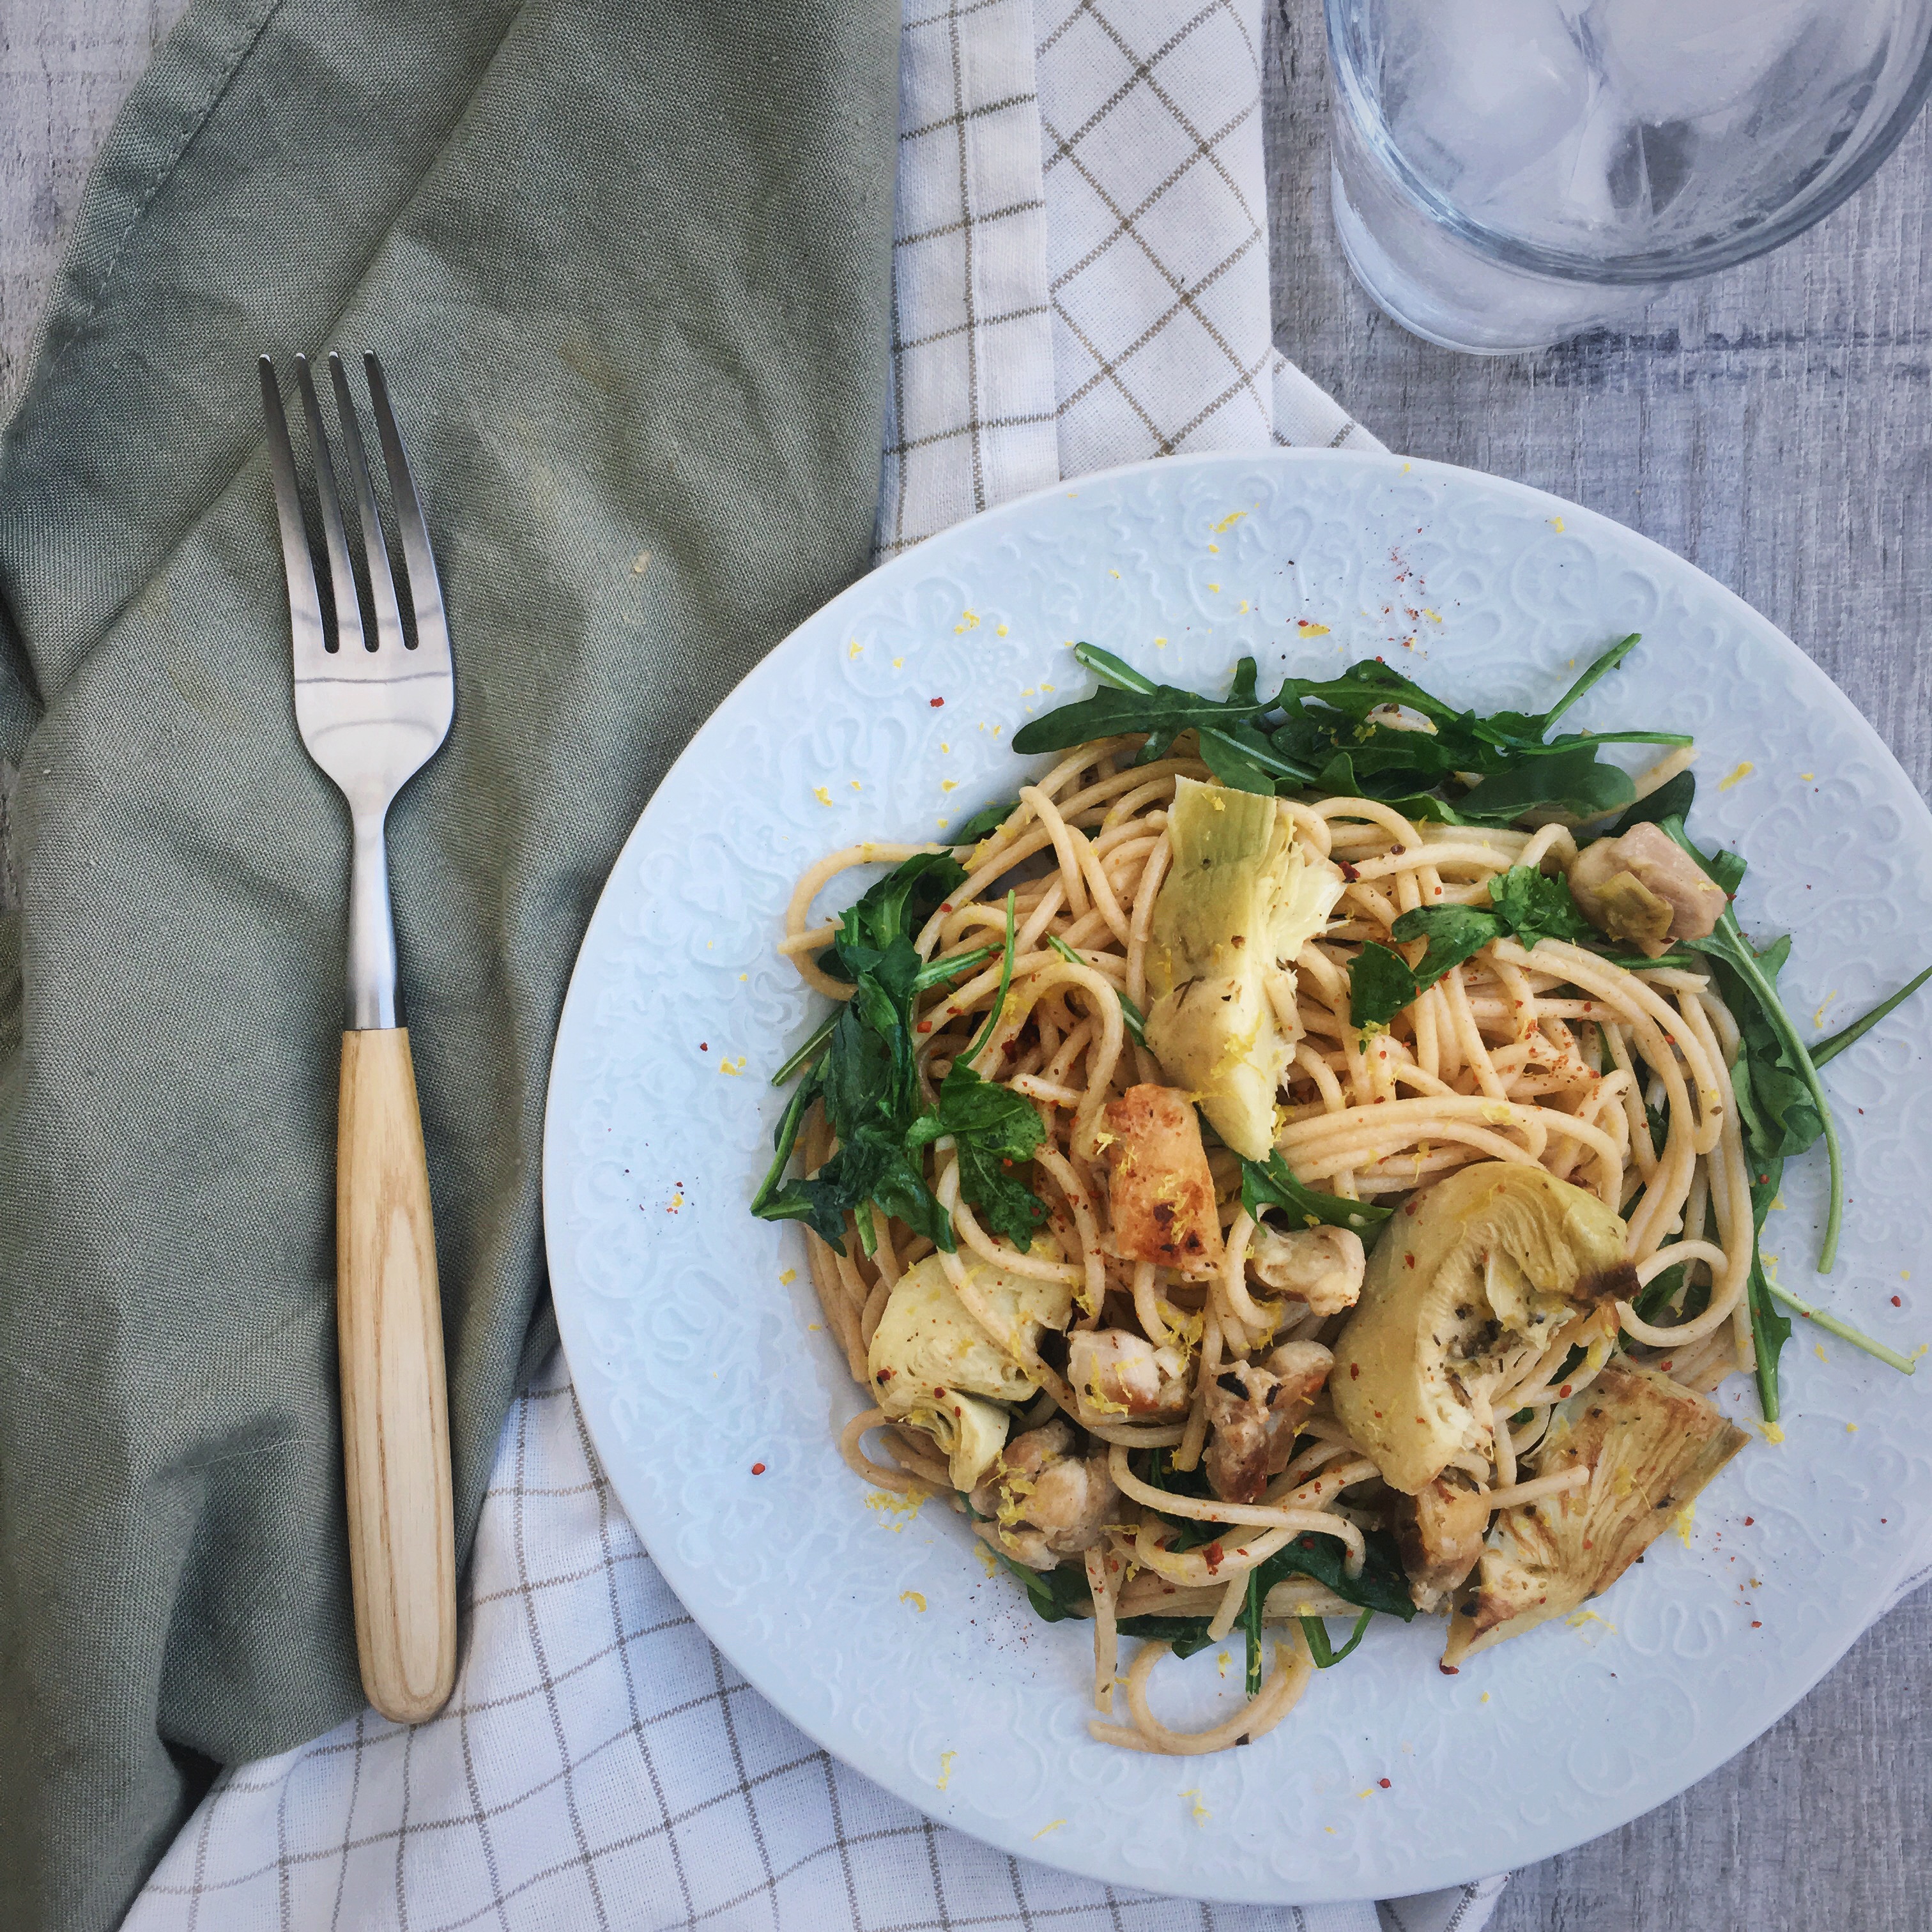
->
[541, 444, 1932, 1903]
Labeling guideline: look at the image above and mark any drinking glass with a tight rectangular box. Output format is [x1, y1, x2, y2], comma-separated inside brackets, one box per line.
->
[1325, 0, 1932, 353]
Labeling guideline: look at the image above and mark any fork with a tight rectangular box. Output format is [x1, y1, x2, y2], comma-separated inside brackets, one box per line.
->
[261, 351, 457, 1724]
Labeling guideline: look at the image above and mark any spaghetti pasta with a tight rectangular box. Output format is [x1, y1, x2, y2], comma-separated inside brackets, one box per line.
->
[747, 644, 1914, 1759]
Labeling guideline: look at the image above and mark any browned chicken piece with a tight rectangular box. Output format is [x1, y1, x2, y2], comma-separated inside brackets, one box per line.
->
[1068, 1327, 1193, 1424]
[1202, 1338, 1333, 1505]
[1392, 1476, 1491, 1611]
[1098, 1083, 1225, 1271]
[969, 1420, 1119, 1568]
[1567, 820, 1729, 956]
[1246, 1222, 1365, 1317]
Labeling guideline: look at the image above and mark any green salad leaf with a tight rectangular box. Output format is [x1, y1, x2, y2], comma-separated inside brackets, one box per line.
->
[754, 861, 1047, 1256]
[1348, 865, 1598, 1028]
[1011, 636, 1685, 824]
[1239, 1149, 1391, 1235]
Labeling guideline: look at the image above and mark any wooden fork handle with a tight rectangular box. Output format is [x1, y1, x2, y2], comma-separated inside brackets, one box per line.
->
[337, 1027, 457, 1724]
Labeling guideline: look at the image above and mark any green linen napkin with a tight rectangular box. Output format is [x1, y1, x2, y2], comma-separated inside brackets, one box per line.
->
[0, 2, 898, 1926]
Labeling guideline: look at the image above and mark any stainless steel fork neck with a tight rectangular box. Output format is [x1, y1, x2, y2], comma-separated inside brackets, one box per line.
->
[346, 808, 401, 1031]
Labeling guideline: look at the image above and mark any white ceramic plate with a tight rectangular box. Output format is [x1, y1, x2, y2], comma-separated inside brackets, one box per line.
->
[542, 450, 1932, 1904]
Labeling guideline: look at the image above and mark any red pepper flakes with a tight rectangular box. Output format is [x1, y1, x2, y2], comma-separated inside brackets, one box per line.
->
[930, 696, 946, 707]
[751, 1462, 766, 1475]
[1379, 1778, 1392, 1790]
[1744, 1517, 1754, 1526]
[1894, 1296, 1904, 1307]
[1751, 1620, 1762, 1629]
[699, 1041, 709, 1051]
[1558, 1383, 1573, 1397]
[1204, 1541, 1225, 1570]
[1350, 1363, 1361, 1379]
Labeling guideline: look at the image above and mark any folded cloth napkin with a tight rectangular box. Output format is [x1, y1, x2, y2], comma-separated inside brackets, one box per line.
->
[0, 1, 898, 1927]
[117, 3, 1493, 1929]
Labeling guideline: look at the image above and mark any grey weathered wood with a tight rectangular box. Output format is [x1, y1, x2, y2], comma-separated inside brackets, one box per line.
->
[1264, 7, 1932, 1932]
[1, 2, 1928, 1927]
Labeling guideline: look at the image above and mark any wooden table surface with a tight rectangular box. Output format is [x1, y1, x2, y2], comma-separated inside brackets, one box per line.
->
[4, 3, 1928, 1928]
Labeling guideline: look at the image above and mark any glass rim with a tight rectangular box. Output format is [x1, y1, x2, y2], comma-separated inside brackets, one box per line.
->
[1323, 0, 1932, 287]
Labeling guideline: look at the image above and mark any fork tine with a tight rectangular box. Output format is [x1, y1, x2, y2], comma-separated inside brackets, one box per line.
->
[362, 353, 450, 665]
[294, 355, 367, 655]
[326, 353, 406, 655]
[259, 357, 332, 668]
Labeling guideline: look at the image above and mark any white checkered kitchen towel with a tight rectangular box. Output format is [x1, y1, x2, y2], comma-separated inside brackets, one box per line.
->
[126, 3, 1508, 1928]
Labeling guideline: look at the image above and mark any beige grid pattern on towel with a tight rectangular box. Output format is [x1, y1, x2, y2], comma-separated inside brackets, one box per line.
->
[125, 6, 1519, 1929]
[877, 0, 1379, 560]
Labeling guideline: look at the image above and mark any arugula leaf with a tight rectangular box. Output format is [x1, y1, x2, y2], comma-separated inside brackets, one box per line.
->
[1240, 1149, 1392, 1235]
[1744, 1162, 1793, 1422]
[1391, 903, 1498, 986]
[1014, 636, 1684, 825]
[1713, 949, 1823, 1165]
[886, 897, 1050, 1248]
[1009, 645, 1314, 793]
[1047, 933, 1148, 1043]
[953, 799, 1020, 843]
[965, 889, 1020, 1061]
[1349, 857, 1627, 1034]
[911, 1059, 1050, 1248]
[1487, 865, 1596, 947]
[1450, 742, 1637, 823]
[1006, 1517, 1415, 1669]
[1114, 1614, 1222, 1659]
[1811, 962, 1932, 1068]
[1348, 902, 1508, 1028]
[1606, 767, 1696, 836]
[1666, 810, 1843, 1269]
[1309, 753, 1473, 827]
[815, 850, 969, 983]
[1250, 1525, 1416, 1621]
[1108, 1528, 1415, 1666]
[1301, 1607, 1375, 1669]
[990, 1546, 1089, 1622]
[755, 852, 975, 1255]
[1349, 940, 1420, 1031]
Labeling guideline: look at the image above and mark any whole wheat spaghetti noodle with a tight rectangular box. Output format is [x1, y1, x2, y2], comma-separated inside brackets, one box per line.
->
[747, 640, 1917, 1758]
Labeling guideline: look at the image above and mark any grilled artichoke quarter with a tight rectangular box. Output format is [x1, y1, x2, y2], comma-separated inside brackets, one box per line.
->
[1330, 1163, 1636, 1495]
[1142, 778, 1341, 1160]
[1441, 1361, 1748, 1664]
[866, 1249, 1073, 1490]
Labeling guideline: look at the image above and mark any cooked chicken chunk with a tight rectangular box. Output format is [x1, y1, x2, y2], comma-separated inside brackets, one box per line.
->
[969, 1420, 1119, 1568]
[1202, 1339, 1333, 1505]
[1392, 1476, 1491, 1611]
[1567, 821, 1728, 956]
[1068, 1327, 1193, 1424]
[1246, 1222, 1365, 1318]
[1098, 1084, 1225, 1271]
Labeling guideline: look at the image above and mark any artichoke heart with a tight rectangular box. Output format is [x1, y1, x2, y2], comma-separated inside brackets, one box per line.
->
[1330, 1163, 1634, 1495]
[866, 1250, 1072, 1490]
[1441, 1361, 1747, 1666]
[1142, 778, 1341, 1160]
